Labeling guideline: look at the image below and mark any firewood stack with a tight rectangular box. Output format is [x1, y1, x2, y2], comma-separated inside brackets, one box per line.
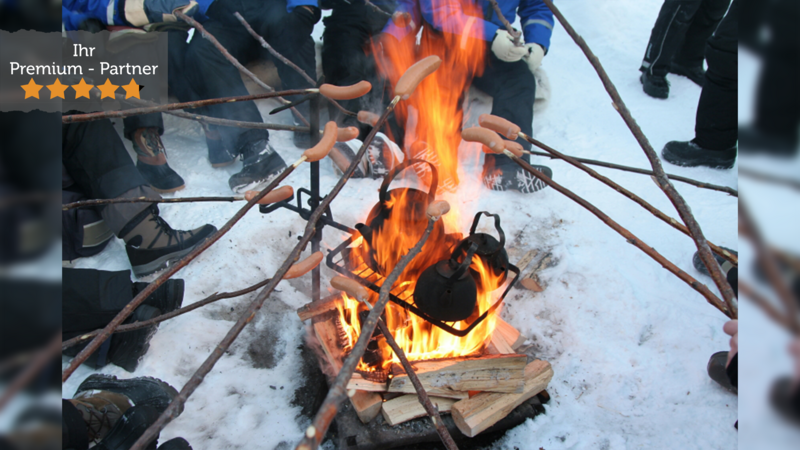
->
[297, 294, 554, 438]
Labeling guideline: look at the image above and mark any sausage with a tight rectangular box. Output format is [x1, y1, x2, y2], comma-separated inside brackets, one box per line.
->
[482, 140, 524, 157]
[426, 200, 450, 221]
[392, 11, 412, 27]
[331, 276, 370, 302]
[284, 252, 324, 279]
[337, 126, 359, 142]
[318, 81, 372, 100]
[357, 110, 380, 127]
[244, 185, 294, 205]
[303, 121, 338, 162]
[478, 114, 521, 140]
[394, 55, 442, 100]
[462, 127, 505, 154]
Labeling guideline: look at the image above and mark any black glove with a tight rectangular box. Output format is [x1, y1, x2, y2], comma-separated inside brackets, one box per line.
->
[78, 18, 105, 33]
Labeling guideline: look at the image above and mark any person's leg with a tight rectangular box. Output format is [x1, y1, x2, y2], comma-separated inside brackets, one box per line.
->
[671, 0, 731, 85]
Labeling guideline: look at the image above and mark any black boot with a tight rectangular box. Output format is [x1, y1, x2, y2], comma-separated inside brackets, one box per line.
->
[133, 279, 185, 314]
[132, 128, 186, 193]
[329, 141, 368, 178]
[707, 351, 737, 394]
[108, 304, 161, 372]
[75, 374, 181, 415]
[770, 377, 800, 425]
[669, 62, 705, 87]
[693, 247, 738, 277]
[661, 140, 737, 169]
[739, 126, 799, 157]
[202, 125, 237, 168]
[158, 438, 193, 450]
[640, 71, 670, 99]
[228, 139, 287, 193]
[120, 205, 217, 277]
[92, 405, 160, 450]
[483, 161, 552, 194]
[366, 132, 403, 179]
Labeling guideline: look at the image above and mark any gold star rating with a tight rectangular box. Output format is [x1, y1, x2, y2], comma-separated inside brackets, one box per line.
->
[21, 78, 43, 99]
[97, 78, 119, 99]
[122, 79, 141, 99]
[46, 78, 69, 99]
[71, 78, 94, 99]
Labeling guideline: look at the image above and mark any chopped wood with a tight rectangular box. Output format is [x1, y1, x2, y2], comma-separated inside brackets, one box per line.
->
[514, 249, 539, 272]
[451, 360, 553, 437]
[519, 251, 556, 292]
[347, 373, 389, 392]
[388, 354, 527, 395]
[297, 295, 342, 322]
[351, 390, 383, 423]
[381, 395, 457, 426]
[485, 326, 514, 355]
[495, 319, 525, 351]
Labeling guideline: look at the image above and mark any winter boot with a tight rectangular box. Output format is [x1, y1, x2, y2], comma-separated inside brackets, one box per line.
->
[106, 26, 159, 53]
[228, 139, 287, 193]
[120, 205, 217, 277]
[770, 377, 800, 425]
[92, 405, 160, 450]
[133, 279, 185, 314]
[661, 140, 737, 169]
[482, 161, 552, 194]
[132, 128, 186, 193]
[108, 304, 161, 372]
[75, 374, 181, 416]
[707, 351, 737, 394]
[739, 126, 799, 157]
[669, 62, 705, 87]
[69, 390, 132, 444]
[202, 125, 237, 168]
[693, 247, 738, 277]
[158, 438, 193, 450]
[640, 71, 670, 99]
[366, 132, 403, 179]
[329, 140, 369, 178]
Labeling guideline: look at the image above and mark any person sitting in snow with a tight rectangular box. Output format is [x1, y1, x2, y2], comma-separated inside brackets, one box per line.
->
[381, 0, 556, 194]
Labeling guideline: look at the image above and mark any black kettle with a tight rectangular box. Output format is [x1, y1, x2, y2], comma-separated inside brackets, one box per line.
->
[413, 242, 480, 322]
[451, 212, 509, 292]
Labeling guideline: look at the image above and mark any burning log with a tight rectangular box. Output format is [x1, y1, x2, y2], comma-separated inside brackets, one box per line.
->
[451, 360, 553, 437]
[381, 395, 458, 426]
[387, 354, 527, 395]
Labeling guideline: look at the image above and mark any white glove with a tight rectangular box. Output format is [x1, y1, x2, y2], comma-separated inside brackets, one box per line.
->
[524, 43, 545, 72]
[491, 30, 528, 62]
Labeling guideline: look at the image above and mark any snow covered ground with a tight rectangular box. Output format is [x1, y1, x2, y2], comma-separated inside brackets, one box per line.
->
[61, 1, 800, 448]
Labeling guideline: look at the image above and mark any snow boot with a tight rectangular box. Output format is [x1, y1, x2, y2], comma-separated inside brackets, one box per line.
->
[108, 304, 161, 371]
[661, 140, 737, 169]
[693, 247, 738, 277]
[159, 438, 193, 450]
[228, 139, 287, 193]
[640, 71, 669, 99]
[132, 128, 186, 193]
[69, 390, 132, 444]
[133, 278, 185, 315]
[203, 126, 237, 168]
[739, 126, 799, 157]
[707, 351, 737, 394]
[120, 205, 217, 277]
[770, 377, 800, 425]
[483, 162, 552, 194]
[366, 132, 403, 179]
[669, 62, 705, 87]
[75, 374, 181, 416]
[92, 405, 160, 450]
[329, 140, 369, 178]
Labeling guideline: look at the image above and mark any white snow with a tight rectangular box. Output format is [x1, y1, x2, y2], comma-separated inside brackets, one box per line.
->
[61, 1, 800, 449]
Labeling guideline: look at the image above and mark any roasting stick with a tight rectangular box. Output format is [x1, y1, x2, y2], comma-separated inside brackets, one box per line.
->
[62, 186, 294, 210]
[463, 127, 733, 318]
[540, 0, 737, 320]
[174, 11, 310, 127]
[62, 122, 337, 383]
[62, 253, 324, 351]
[329, 203, 459, 450]
[127, 60, 441, 450]
[479, 114, 737, 266]
[0, 333, 61, 412]
[487, 0, 522, 46]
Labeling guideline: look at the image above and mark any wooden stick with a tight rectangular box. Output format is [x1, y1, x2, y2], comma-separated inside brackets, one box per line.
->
[233, 12, 356, 119]
[739, 167, 800, 192]
[739, 280, 799, 335]
[525, 148, 737, 196]
[364, 0, 392, 17]
[175, 11, 310, 127]
[0, 333, 62, 411]
[128, 98, 404, 450]
[487, 0, 522, 46]
[61, 278, 273, 350]
[63, 196, 242, 210]
[521, 135, 737, 266]
[541, 0, 737, 320]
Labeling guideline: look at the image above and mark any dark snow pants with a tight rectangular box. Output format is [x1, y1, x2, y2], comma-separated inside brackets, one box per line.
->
[472, 51, 535, 170]
[179, 0, 317, 155]
[694, 0, 737, 150]
[641, 0, 731, 76]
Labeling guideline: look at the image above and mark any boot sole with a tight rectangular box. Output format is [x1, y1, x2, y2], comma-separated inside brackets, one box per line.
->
[131, 244, 196, 278]
[75, 374, 182, 415]
[151, 184, 186, 194]
[661, 146, 736, 169]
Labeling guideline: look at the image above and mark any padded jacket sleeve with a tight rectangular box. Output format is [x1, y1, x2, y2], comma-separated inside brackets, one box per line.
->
[517, 0, 554, 50]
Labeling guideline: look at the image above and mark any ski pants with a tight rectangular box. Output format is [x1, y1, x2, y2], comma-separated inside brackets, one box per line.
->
[694, 0, 737, 150]
[641, 0, 731, 76]
[178, 0, 317, 154]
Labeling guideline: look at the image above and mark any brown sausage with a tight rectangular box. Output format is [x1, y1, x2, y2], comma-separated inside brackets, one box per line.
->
[478, 114, 521, 140]
[318, 81, 372, 100]
[244, 185, 294, 205]
[462, 127, 505, 154]
[426, 200, 450, 221]
[480, 139, 523, 157]
[302, 121, 338, 162]
[331, 276, 370, 302]
[392, 11, 412, 27]
[357, 110, 380, 127]
[337, 126, 359, 142]
[394, 55, 442, 100]
[284, 252, 324, 279]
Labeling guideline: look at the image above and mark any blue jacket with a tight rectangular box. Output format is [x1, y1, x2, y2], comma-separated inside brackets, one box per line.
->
[384, 0, 554, 51]
[63, 0, 317, 29]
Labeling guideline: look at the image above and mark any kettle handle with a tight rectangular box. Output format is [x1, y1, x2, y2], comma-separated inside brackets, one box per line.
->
[379, 158, 439, 206]
[448, 241, 479, 281]
[469, 212, 506, 250]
